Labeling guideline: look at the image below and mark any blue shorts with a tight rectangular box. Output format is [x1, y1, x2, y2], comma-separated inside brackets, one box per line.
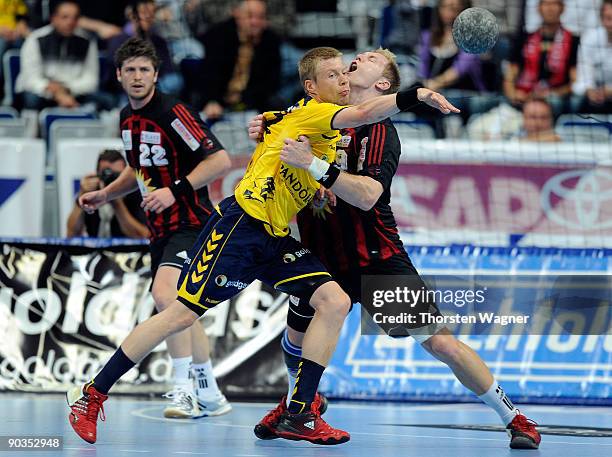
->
[177, 196, 333, 316]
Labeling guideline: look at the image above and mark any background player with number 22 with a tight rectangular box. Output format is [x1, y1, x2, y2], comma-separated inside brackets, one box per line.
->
[71, 38, 232, 440]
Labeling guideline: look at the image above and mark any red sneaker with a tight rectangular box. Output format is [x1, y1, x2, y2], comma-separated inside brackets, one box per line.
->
[507, 412, 541, 449]
[275, 400, 349, 445]
[254, 393, 329, 440]
[66, 383, 108, 444]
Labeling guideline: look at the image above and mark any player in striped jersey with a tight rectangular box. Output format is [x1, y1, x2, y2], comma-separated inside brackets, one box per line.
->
[252, 49, 541, 450]
[74, 38, 232, 427]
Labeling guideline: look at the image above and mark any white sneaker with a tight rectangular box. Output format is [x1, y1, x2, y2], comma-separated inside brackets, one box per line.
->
[194, 393, 232, 418]
[162, 386, 200, 419]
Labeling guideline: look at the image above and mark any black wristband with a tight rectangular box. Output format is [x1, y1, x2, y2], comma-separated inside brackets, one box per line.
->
[317, 163, 341, 188]
[169, 178, 194, 199]
[396, 83, 424, 111]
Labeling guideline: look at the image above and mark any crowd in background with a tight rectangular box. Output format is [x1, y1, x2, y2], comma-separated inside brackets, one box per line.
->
[0, 0, 610, 141]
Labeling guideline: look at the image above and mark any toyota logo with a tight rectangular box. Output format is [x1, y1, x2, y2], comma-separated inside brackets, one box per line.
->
[541, 169, 612, 230]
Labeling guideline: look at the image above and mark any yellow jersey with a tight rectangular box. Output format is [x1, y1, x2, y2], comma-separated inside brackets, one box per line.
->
[235, 97, 346, 237]
[0, 0, 27, 29]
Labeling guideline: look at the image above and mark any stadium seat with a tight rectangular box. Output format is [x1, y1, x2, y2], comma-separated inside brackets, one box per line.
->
[210, 119, 257, 155]
[2, 49, 20, 107]
[49, 119, 114, 167]
[0, 118, 26, 137]
[556, 124, 611, 143]
[393, 119, 436, 140]
[0, 106, 18, 119]
[38, 107, 97, 141]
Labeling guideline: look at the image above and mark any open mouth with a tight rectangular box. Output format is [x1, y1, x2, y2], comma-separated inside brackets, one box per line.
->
[349, 61, 358, 72]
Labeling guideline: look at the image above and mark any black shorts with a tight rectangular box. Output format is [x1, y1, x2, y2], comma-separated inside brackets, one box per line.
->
[149, 228, 201, 281]
[177, 197, 333, 316]
[288, 254, 442, 337]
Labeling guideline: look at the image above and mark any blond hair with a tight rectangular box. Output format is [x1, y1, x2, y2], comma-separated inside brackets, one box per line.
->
[373, 48, 401, 94]
[298, 47, 343, 90]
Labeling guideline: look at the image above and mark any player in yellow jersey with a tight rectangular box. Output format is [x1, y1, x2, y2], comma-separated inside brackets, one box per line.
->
[64, 46, 458, 446]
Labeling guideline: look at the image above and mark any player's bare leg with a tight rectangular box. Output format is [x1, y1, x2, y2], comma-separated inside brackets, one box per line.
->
[422, 328, 540, 448]
[422, 328, 493, 394]
[152, 267, 199, 417]
[152, 266, 229, 418]
[67, 301, 199, 443]
[275, 281, 351, 445]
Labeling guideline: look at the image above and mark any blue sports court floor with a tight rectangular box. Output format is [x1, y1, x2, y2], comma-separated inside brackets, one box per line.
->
[1, 395, 611, 457]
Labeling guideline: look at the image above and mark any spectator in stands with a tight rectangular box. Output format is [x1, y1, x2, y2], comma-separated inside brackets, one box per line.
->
[15, 1, 107, 110]
[418, 0, 491, 118]
[380, 0, 422, 56]
[519, 97, 561, 142]
[67, 149, 149, 238]
[573, 0, 612, 113]
[75, 0, 128, 42]
[154, 0, 204, 62]
[524, 0, 602, 37]
[106, 0, 183, 98]
[504, 0, 580, 115]
[198, 0, 281, 120]
[0, 0, 30, 98]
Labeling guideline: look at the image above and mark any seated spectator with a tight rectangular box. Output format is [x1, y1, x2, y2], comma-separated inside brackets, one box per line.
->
[504, 0, 580, 115]
[524, 0, 602, 36]
[418, 0, 492, 119]
[154, 0, 204, 62]
[380, 0, 422, 57]
[67, 149, 149, 238]
[106, 0, 183, 98]
[75, 0, 128, 42]
[518, 97, 561, 142]
[15, 1, 110, 110]
[0, 0, 30, 97]
[198, 0, 281, 120]
[573, 0, 612, 113]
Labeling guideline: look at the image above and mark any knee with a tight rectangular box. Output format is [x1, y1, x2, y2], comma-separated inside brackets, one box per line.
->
[166, 301, 198, 332]
[152, 286, 175, 311]
[311, 286, 351, 321]
[426, 335, 463, 364]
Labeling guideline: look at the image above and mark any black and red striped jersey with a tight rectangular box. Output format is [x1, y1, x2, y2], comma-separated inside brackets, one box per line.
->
[297, 118, 406, 273]
[120, 90, 224, 241]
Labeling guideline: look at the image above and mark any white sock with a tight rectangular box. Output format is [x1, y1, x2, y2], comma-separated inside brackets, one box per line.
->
[478, 381, 518, 426]
[172, 356, 192, 389]
[192, 360, 221, 399]
[286, 371, 297, 407]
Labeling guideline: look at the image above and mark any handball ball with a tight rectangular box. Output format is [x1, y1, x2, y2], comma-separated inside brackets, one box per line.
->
[452, 7, 499, 54]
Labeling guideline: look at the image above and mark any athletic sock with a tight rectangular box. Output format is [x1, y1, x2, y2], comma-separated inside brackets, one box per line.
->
[478, 381, 518, 425]
[93, 346, 136, 395]
[171, 356, 192, 389]
[192, 360, 221, 399]
[287, 357, 325, 414]
[281, 329, 302, 407]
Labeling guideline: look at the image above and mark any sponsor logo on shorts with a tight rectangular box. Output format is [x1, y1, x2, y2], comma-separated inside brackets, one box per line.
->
[205, 297, 221, 305]
[283, 248, 310, 263]
[215, 275, 248, 290]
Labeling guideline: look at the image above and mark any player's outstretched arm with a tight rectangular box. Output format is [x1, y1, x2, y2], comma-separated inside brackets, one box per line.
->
[281, 136, 382, 211]
[141, 150, 231, 214]
[331, 86, 460, 130]
[79, 166, 138, 214]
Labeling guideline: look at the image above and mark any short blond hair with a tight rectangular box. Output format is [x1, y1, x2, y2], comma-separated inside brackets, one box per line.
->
[298, 47, 343, 90]
[373, 48, 401, 94]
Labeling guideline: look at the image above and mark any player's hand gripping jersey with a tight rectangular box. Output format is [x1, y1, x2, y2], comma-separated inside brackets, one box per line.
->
[235, 96, 346, 236]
